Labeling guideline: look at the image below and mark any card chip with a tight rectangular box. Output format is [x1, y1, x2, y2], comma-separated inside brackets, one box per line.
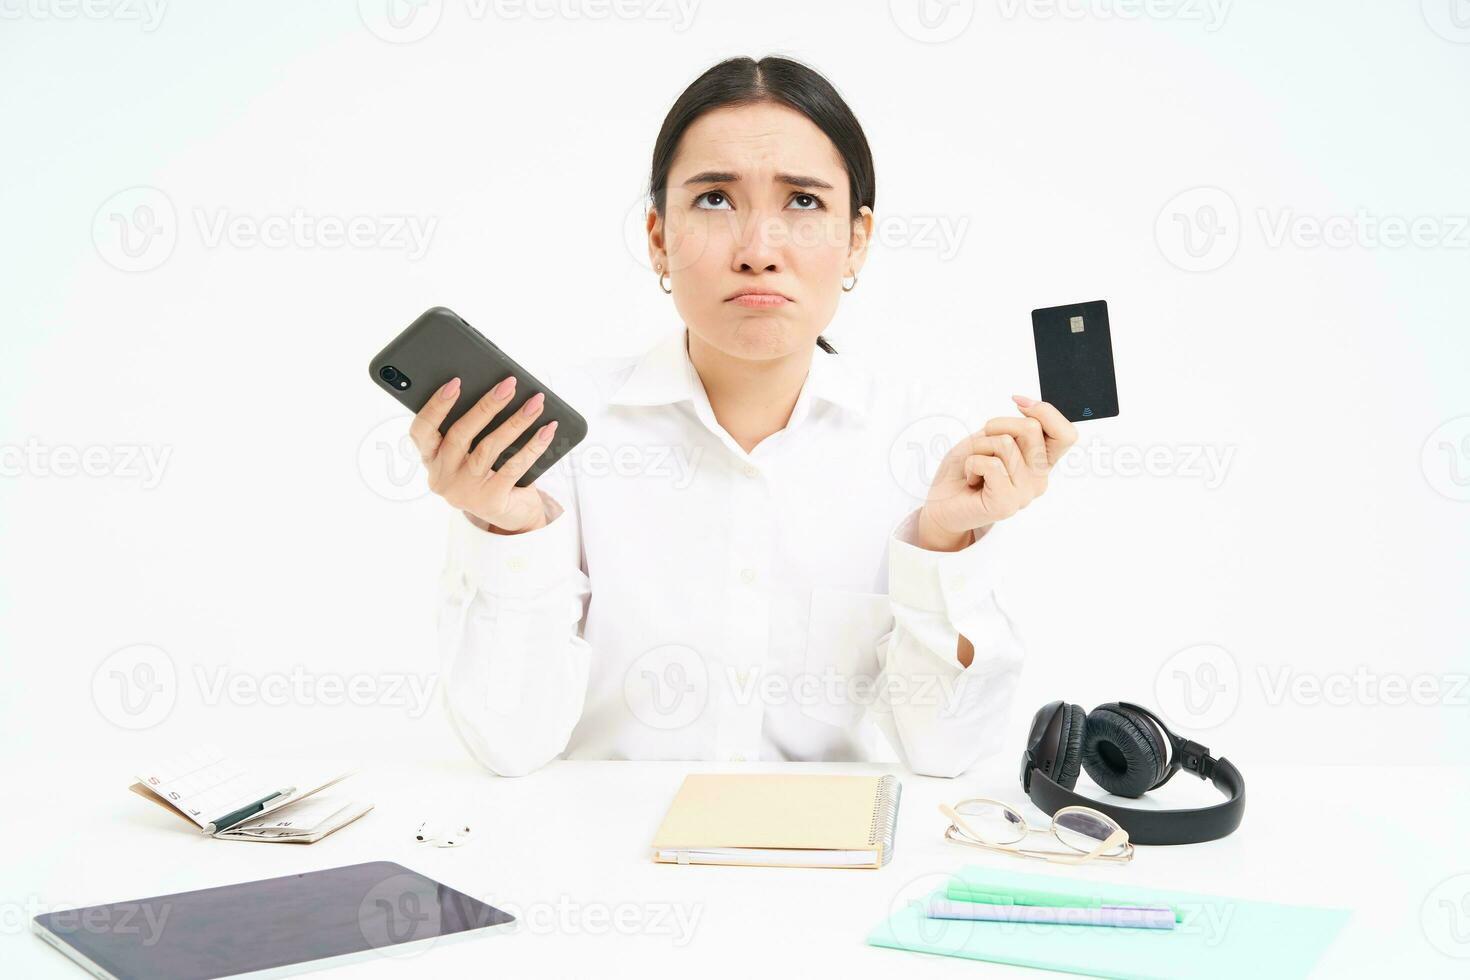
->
[1069, 315, 1085, 333]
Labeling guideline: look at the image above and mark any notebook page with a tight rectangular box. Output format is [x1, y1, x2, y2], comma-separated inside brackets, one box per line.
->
[136, 746, 279, 828]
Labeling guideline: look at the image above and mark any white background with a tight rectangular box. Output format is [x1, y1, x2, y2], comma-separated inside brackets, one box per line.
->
[1, 0, 1468, 963]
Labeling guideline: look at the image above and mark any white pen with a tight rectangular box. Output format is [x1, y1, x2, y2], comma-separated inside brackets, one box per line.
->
[926, 897, 1176, 930]
[203, 787, 297, 836]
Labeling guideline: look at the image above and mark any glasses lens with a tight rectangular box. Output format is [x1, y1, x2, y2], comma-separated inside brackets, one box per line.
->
[953, 800, 1027, 845]
[1054, 808, 1127, 855]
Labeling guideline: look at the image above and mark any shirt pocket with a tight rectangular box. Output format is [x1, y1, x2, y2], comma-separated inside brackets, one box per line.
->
[801, 587, 894, 729]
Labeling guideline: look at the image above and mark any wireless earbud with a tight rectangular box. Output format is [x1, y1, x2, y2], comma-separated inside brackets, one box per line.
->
[414, 819, 474, 847]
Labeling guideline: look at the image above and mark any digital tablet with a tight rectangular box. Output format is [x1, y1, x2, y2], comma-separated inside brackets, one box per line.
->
[32, 861, 514, 980]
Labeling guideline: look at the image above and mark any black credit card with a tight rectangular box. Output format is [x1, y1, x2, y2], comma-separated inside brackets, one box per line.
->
[1031, 300, 1119, 421]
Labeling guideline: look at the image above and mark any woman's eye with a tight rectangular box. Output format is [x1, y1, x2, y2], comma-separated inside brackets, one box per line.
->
[694, 191, 731, 210]
[789, 193, 824, 211]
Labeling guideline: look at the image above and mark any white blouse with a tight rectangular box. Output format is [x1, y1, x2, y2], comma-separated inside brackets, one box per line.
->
[437, 328, 1024, 778]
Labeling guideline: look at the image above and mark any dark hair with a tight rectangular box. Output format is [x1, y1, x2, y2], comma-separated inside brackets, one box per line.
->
[648, 56, 875, 356]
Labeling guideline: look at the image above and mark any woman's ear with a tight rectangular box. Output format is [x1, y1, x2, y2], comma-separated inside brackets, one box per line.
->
[847, 205, 874, 278]
[646, 206, 667, 273]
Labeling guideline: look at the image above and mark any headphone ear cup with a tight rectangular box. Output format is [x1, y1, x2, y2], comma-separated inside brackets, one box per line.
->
[1053, 703, 1087, 789]
[1081, 703, 1166, 798]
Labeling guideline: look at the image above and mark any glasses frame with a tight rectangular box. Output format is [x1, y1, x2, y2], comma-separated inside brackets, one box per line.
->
[939, 797, 1135, 865]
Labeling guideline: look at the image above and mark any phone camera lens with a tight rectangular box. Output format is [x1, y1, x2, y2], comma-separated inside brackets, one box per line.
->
[379, 366, 399, 384]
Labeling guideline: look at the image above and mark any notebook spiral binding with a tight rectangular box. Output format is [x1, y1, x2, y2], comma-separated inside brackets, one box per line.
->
[868, 775, 903, 866]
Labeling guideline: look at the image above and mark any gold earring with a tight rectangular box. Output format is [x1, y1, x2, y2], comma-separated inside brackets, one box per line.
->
[655, 263, 672, 294]
[842, 272, 858, 292]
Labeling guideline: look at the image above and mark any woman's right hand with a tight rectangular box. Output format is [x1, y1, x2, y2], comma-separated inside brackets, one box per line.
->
[409, 374, 560, 534]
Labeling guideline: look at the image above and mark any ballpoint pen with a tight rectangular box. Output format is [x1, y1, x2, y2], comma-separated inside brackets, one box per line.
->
[203, 787, 296, 835]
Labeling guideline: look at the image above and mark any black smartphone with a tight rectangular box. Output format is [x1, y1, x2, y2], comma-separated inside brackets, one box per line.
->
[368, 307, 587, 487]
[1031, 300, 1119, 422]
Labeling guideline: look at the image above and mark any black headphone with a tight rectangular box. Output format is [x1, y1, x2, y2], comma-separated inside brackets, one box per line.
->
[1019, 700, 1246, 845]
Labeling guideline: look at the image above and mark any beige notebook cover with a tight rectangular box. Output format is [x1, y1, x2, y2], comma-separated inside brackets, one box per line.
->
[651, 773, 902, 869]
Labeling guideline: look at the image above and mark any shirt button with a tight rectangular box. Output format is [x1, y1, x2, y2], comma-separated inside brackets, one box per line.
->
[731, 754, 746, 762]
[507, 557, 526, 573]
[742, 464, 758, 478]
[949, 574, 965, 591]
[739, 568, 756, 584]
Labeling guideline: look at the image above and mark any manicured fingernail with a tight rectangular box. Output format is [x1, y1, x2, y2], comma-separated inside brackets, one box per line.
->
[539, 420, 558, 442]
[1012, 394, 1037, 408]
[440, 378, 461, 400]
[493, 376, 516, 398]
[521, 392, 544, 416]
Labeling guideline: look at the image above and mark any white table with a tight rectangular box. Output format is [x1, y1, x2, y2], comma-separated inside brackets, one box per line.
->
[5, 758, 1464, 978]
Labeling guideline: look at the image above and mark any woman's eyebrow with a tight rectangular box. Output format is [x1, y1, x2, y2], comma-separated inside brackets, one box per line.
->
[681, 170, 835, 190]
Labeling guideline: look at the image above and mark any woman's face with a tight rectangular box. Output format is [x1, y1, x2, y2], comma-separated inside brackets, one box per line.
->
[648, 101, 872, 361]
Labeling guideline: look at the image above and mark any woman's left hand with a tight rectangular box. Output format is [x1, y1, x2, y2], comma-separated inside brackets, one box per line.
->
[916, 395, 1079, 551]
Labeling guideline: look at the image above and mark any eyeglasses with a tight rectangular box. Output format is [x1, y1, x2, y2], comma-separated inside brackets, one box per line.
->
[939, 798, 1134, 865]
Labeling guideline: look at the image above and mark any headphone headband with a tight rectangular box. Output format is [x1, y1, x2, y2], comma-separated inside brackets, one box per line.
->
[1020, 700, 1246, 845]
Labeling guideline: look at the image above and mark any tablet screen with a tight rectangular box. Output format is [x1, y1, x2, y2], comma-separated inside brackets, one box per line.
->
[33, 861, 514, 980]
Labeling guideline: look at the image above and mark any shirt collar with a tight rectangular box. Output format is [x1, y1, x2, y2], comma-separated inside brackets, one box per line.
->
[608, 329, 869, 421]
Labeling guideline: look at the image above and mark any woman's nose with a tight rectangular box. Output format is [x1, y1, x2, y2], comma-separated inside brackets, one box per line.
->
[729, 209, 784, 271]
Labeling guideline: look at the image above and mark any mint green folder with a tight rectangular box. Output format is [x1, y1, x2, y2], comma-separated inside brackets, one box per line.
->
[867, 866, 1349, 980]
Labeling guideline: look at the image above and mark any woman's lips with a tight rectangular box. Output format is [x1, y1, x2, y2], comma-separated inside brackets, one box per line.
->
[729, 293, 789, 308]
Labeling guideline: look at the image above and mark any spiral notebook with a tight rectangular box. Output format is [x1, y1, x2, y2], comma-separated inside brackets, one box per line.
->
[651, 773, 902, 869]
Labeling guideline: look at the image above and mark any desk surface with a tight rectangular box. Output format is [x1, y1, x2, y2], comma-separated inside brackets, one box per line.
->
[4, 758, 1463, 979]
